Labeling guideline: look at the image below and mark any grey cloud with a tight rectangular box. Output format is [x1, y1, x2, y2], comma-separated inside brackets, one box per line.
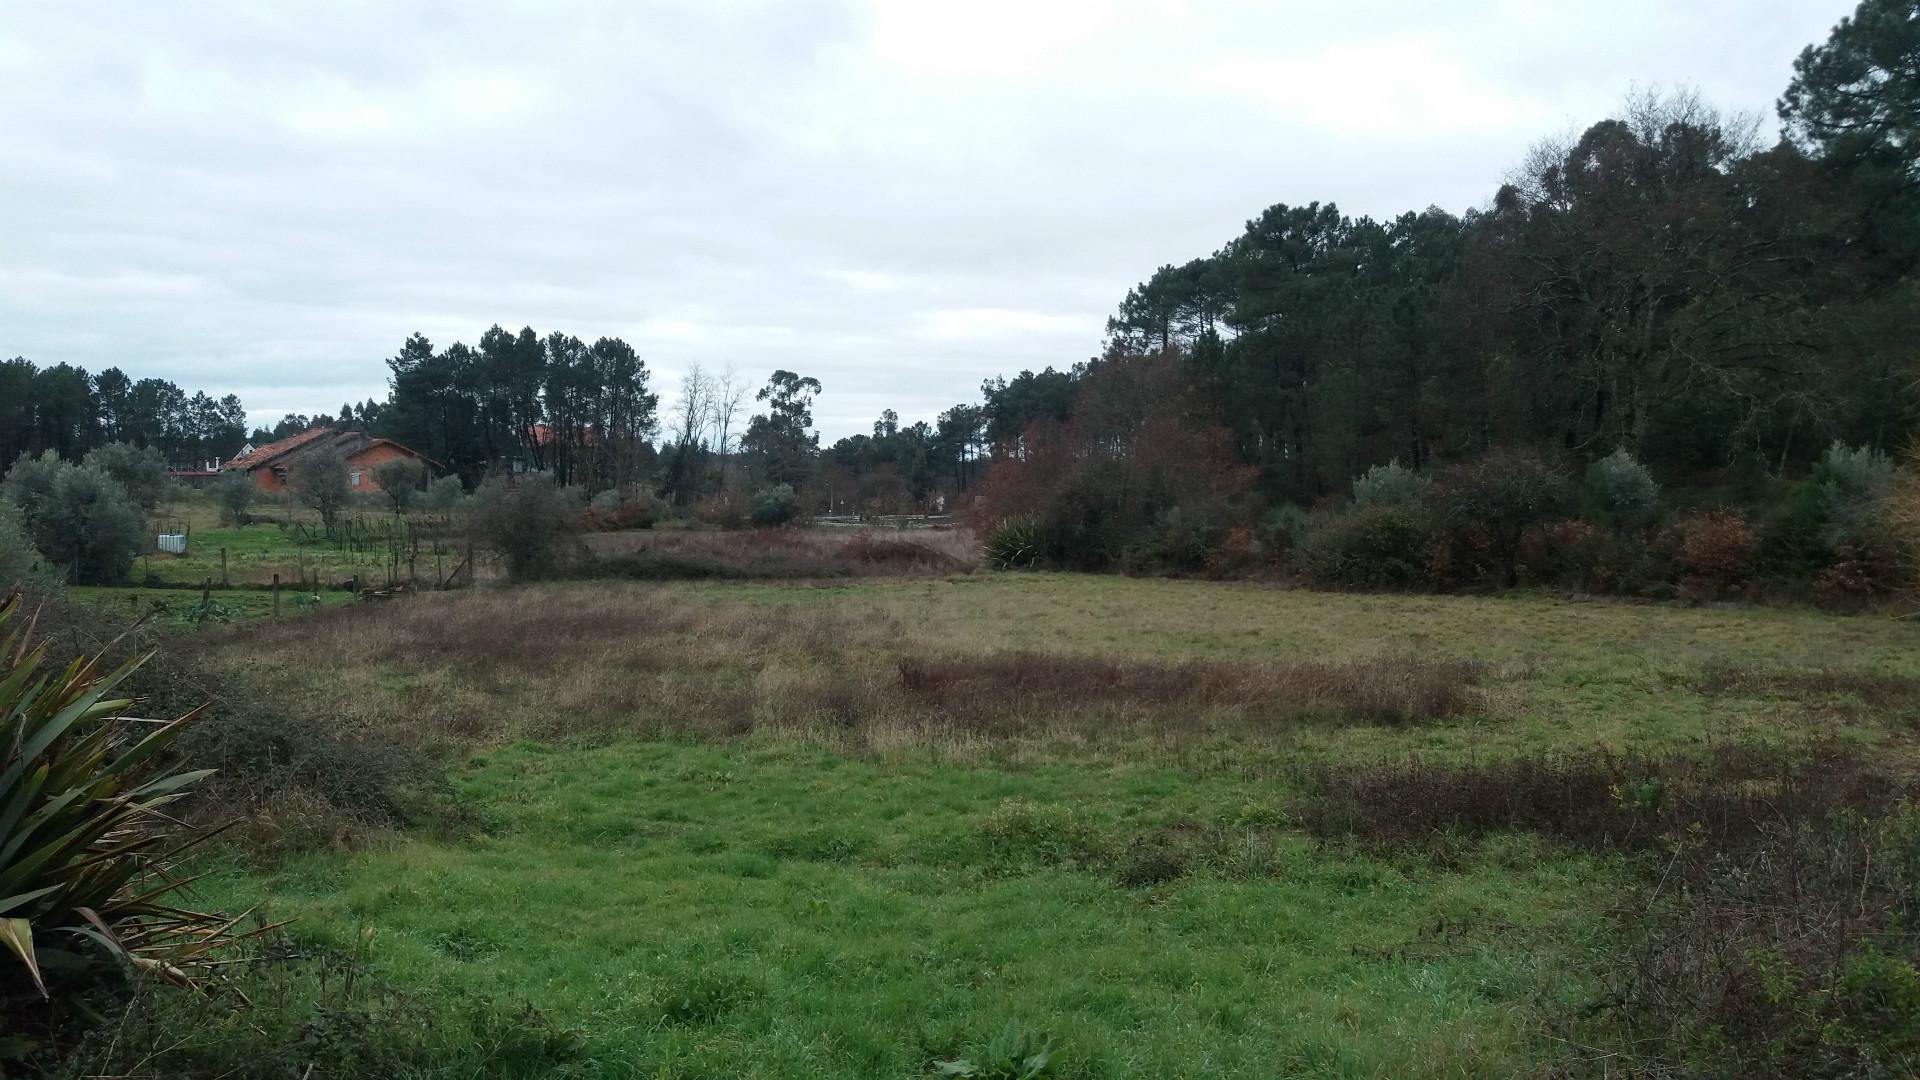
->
[0, 0, 1860, 440]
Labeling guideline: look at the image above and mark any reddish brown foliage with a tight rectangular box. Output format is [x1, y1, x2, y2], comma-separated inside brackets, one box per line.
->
[968, 350, 1257, 566]
[1672, 508, 1757, 598]
[897, 651, 1480, 725]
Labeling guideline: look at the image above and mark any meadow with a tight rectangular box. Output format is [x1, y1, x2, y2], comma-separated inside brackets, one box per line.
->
[46, 571, 1911, 1078]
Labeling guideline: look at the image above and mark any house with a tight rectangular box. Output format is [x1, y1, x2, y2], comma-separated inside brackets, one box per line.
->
[221, 428, 438, 494]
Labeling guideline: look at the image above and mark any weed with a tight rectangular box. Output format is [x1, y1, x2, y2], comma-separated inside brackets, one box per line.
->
[935, 1018, 1058, 1078]
[654, 969, 760, 1025]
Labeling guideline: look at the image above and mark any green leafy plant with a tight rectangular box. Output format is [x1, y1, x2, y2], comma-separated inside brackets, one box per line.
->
[935, 1018, 1057, 1078]
[1351, 460, 1427, 509]
[983, 516, 1046, 569]
[0, 591, 236, 998]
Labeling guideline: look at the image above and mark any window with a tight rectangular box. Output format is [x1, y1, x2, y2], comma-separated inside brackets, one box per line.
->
[350, 468, 363, 486]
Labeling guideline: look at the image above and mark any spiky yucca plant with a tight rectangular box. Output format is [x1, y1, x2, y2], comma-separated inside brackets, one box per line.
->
[983, 516, 1046, 570]
[0, 591, 234, 998]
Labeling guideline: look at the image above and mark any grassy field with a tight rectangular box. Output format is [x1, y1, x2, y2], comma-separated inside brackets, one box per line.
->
[130, 491, 469, 589]
[65, 584, 353, 628]
[68, 574, 1920, 1077]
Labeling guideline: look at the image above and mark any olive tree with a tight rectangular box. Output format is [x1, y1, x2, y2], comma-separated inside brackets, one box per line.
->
[82, 441, 168, 509]
[470, 472, 580, 581]
[291, 450, 350, 533]
[214, 470, 255, 525]
[373, 458, 426, 516]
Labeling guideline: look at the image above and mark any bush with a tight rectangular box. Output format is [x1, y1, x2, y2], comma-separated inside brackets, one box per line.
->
[17, 463, 147, 584]
[1154, 502, 1231, 571]
[420, 474, 467, 513]
[81, 442, 168, 510]
[1427, 448, 1572, 586]
[291, 450, 349, 533]
[2, 450, 65, 523]
[983, 516, 1046, 569]
[372, 458, 425, 515]
[212, 470, 254, 525]
[1254, 504, 1310, 561]
[583, 488, 661, 531]
[1350, 460, 1427, 508]
[691, 491, 748, 529]
[0, 502, 54, 590]
[0, 593, 219, 1006]
[470, 473, 582, 582]
[1672, 508, 1757, 599]
[172, 703, 445, 852]
[1509, 517, 1668, 595]
[1818, 440, 1895, 546]
[1583, 448, 1660, 532]
[1814, 536, 1908, 608]
[749, 484, 800, 527]
[1296, 505, 1435, 590]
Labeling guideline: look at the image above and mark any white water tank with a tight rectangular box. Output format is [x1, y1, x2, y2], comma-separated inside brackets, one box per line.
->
[156, 533, 187, 554]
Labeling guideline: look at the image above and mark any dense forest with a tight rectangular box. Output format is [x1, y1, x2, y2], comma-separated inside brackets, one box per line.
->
[4, 0, 1918, 598]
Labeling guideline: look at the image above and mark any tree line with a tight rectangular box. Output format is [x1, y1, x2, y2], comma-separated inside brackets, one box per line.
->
[0, 359, 250, 469]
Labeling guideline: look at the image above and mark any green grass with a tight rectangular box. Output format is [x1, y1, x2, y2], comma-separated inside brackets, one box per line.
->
[130, 575, 1920, 1076]
[200, 738, 1617, 1077]
[131, 491, 466, 588]
[65, 584, 353, 629]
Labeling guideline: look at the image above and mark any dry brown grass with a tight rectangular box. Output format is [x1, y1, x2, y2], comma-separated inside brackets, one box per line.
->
[1296, 739, 1902, 851]
[1686, 661, 1920, 712]
[582, 526, 978, 579]
[897, 652, 1480, 726]
[204, 583, 1482, 762]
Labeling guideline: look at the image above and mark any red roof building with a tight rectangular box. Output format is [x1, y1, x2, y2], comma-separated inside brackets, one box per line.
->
[223, 428, 438, 494]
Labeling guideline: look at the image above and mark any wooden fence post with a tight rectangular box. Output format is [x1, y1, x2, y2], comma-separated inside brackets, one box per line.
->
[220, 546, 228, 587]
[272, 573, 280, 617]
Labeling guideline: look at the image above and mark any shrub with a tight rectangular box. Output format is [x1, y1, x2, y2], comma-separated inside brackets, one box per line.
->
[1350, 460, 1427, 508]
[1582, 448, 1660, 533]
[1427, 448, 1572, 586]
[1894, 453, 1920, 598]
[1296, 505, 1435, 589]
[1, 450, 64, 523]
[983, 515, 1046, 569]
[1818, 441, 1894, 543]
[0, 593, 221, 1005]
[372, 458, 425, 515]
[749, 483, 800, 527]
[1813, 537, 1908, 608]
[1154, 502, 1231, 571]
[583, 489, 660, 531]
[470, 473, 582, 582]
[0, 502, 53, 590]
[19, 464, 147, 585]
[41, 938, 584, 1077]
[212, 470, 254, 525]
[420, 474, 467, 513]
[1254, 503, 1310, 561]
[81, 442, 168, 510]
[1672, 508, 1757, 599]
[691, 491, 748, 529]
[291, 450, 349, 533]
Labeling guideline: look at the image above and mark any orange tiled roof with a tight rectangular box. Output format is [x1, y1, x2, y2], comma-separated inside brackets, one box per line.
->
[223, 426, 340, 472]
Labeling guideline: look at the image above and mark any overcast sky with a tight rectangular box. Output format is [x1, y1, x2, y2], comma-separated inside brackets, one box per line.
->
[2, 1, 1859, 440]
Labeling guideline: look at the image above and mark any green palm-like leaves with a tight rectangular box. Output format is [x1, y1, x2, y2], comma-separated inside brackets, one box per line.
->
[0, 592, 235, 996]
